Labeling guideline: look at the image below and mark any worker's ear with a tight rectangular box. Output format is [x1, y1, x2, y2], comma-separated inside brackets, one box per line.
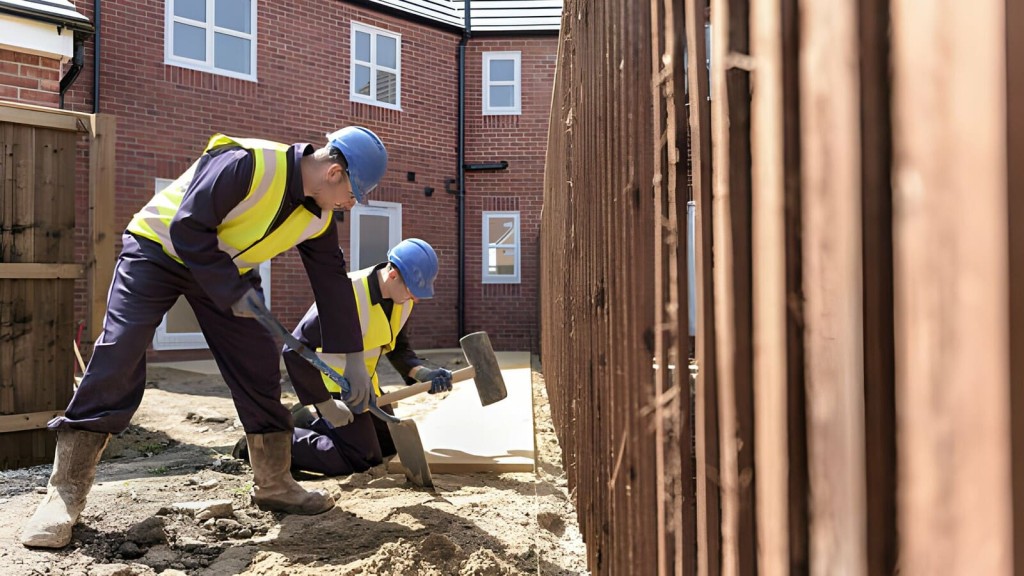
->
[327, 163, 345, 184]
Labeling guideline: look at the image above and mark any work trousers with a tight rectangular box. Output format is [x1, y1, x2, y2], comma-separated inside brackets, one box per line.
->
[290, 401, 397, 476]
[50, 233, 291, 435]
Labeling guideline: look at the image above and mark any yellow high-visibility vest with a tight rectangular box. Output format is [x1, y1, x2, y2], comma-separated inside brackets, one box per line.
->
[127, 134, 333, 273]
[321, 266, 413, 397]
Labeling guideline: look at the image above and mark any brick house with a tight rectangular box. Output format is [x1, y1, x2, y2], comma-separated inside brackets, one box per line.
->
[2, 0, 560, 357]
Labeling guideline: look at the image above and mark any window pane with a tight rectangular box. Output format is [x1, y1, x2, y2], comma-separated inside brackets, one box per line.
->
[376, 70, 397, 104]
[175, 0, 206, 21]
[215, 0, 250, 33]
[487, 247, 517, 276]
[214, 33, 250, 73]
[173, 23, 206, 61]
[355, 31, 371, 62]
[488, 217, 516, 244]
[490, 85, 514, 108]
[359, 214, 391, 268]
[377, 35, 397, 69]
[490, 58, 514, 82]
[354, 65, 371, 96]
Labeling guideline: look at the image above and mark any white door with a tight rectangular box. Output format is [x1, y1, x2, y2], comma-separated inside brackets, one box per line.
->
[349, 201, 402, 271]
[150, 178, 272, 351]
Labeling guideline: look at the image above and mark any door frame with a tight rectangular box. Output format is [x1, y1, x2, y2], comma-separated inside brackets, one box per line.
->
[349, 200, 403, 270]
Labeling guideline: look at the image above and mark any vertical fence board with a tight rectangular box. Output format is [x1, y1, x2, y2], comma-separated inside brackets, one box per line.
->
[710, 0, 740, 573]
[750, 0, 789, 572]
[710, 0, 757, 572]
[683, 1, 721, 574]
[87, 114, 116, 344]
[799, 0, 868, 573]
[892, 1, 1012, 573]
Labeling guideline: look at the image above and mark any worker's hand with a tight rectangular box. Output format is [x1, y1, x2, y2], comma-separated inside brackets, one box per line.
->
[230, 288, 266, 319]
[419, 368, 453, 395]
[341, 351, 372, 413]
[313, 399, 354, 427]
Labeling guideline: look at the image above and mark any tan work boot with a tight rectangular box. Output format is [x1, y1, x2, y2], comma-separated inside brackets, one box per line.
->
[21, 428, 110, 548]
[247, 431, 334, 515]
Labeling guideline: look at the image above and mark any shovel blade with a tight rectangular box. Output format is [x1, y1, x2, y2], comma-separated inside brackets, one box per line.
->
[387, 420, 434, 489]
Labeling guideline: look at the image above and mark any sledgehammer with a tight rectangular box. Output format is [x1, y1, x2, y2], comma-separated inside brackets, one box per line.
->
[377, 331, 508, 407]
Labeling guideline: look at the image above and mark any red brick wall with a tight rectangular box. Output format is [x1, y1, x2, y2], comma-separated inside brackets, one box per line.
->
[63, 0, 554, 356]
[462, 37, 558, 353]
[0, 48, 61, 106]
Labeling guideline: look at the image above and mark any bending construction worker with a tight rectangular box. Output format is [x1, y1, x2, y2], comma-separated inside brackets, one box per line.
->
[234, 238, 452, 476]
[21, 127, 388, 549]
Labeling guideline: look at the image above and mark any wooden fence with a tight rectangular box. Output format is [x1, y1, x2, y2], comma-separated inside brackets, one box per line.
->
[541, 0, 1023, 573]
[0, 102, 115, 469]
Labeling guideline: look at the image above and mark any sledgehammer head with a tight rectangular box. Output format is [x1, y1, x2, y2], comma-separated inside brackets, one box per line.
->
[460, 331, 507, 406]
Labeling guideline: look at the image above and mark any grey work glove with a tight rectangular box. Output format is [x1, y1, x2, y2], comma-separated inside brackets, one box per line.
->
[230, 287, 265, 319]
[313, 399, 354, 427]
[418, 367, 453, 394]
[341, 351, 372, 413]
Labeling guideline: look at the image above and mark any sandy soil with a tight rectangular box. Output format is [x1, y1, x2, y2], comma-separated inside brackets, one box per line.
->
[0, 356, 588, 576]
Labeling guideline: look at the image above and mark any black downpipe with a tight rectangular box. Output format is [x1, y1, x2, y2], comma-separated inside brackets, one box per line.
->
[92, 0, 100, 113]
[59, 37, 85, 109]
[456, 0, 471, 338]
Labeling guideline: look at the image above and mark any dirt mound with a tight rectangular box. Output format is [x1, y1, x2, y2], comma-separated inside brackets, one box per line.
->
[0, 362, 588, 576]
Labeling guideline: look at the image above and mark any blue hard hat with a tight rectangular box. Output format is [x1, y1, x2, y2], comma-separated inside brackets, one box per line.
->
[388, 238, 438, 299]
[326, 126, 387, 205]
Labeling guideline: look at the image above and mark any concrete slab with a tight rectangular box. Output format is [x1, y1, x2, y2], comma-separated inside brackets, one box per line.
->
[387, 351, 535, 475]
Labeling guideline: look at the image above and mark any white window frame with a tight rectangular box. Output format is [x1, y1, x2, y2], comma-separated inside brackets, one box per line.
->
[482, 211, 521, 284]
[349, 200, 403, 270]
[164, 0, 258, 81]
[350, 22, 402, 111]
[483, 51, 521, 116]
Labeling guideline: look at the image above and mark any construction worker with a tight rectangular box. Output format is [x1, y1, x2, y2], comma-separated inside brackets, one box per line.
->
[21, 127, 388, 549]
[233, 238, 453, 476]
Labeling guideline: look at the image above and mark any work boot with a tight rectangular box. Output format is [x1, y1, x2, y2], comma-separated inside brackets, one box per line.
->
[231, 435, 249, 462]
[21, 428, 110, 548]
[247, 431, 334, 515]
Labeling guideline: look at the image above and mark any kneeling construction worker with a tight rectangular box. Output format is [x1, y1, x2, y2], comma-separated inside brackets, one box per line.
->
[22, 127, 388, 548]
[234, 238, 452, 475]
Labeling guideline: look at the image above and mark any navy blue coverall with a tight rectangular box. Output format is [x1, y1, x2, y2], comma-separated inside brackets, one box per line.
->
[51, 144, 363, 435]
[284, 262, 425, 476]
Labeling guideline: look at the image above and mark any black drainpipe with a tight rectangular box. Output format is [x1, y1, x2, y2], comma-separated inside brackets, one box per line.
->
[456, 0, 471, 339]
[92, 0, 100, 113]
[58, 35, 85, 109]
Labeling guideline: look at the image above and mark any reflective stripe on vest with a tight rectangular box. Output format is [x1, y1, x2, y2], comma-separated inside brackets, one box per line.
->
[126, 134, 333, 274]
[321, 266, 414, 396]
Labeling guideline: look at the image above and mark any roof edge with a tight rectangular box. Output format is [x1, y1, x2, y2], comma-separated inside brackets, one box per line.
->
[0, 3, 94, 35]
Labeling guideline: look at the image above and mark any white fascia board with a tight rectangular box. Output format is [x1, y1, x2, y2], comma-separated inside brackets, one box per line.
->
[0, 12, 73, 61]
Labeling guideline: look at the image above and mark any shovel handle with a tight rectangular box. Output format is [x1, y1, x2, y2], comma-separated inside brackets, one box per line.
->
[377, 366, 476, 407]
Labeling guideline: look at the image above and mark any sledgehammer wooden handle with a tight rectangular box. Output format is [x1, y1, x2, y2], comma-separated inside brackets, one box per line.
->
[376, 366, 476, 407]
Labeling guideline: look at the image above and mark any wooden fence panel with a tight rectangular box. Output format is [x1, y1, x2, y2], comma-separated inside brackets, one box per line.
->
[0, 120, 80, 469]
[545, 1, 1023, 574]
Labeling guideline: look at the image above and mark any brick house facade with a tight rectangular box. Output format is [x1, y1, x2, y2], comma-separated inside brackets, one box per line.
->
[2, 0, 559, 357]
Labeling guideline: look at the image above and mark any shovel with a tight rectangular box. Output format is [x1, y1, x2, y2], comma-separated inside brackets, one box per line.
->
[379, 332, 508, 488]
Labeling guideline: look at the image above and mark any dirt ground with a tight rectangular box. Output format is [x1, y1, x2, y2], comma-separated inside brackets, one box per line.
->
[0, 356, 588, 576]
